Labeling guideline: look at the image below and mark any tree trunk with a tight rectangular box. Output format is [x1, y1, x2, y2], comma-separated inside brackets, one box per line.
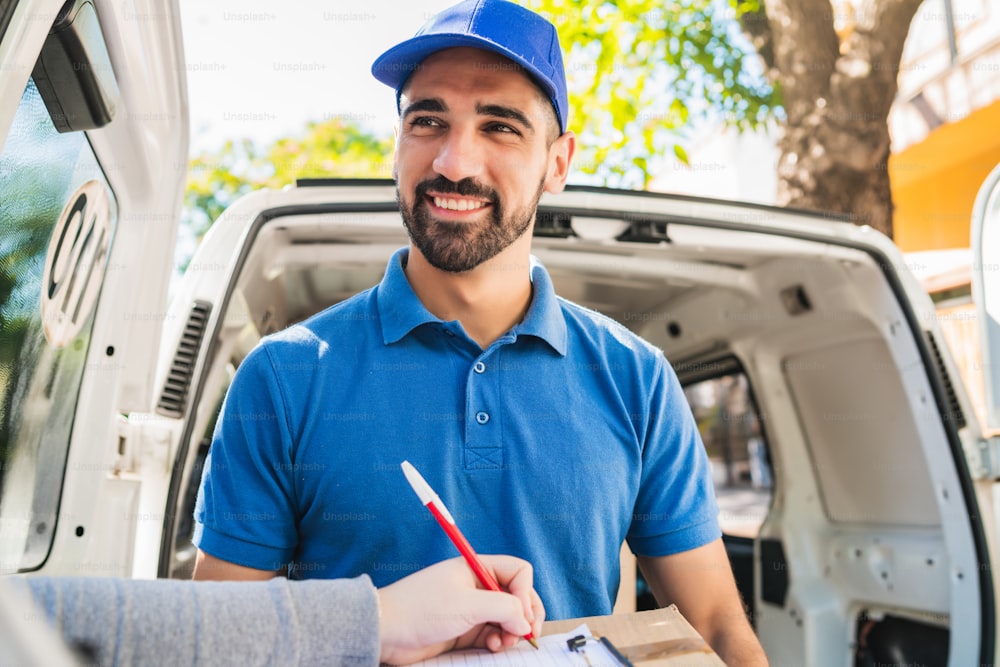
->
[749, 0, 925, 238]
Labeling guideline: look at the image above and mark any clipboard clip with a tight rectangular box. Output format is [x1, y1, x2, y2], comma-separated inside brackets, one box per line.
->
[567, 634, 635, 667]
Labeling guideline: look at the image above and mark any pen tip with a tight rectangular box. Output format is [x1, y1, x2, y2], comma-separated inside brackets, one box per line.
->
[528, 637, 539, 649]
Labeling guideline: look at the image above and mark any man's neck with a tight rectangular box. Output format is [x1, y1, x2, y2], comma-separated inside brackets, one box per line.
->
[404, 243, 533, 349]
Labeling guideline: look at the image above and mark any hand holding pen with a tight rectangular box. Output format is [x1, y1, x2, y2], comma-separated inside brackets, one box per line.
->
[378, 554, 545, 665]
[401, 461, 544, 650]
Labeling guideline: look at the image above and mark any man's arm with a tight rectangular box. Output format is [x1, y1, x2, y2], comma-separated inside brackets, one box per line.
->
[636, 539, 768, 666]
[191, 549, 282, 581]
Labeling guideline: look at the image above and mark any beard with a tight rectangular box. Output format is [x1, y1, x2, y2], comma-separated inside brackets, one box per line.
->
[397, 175, 545, 273]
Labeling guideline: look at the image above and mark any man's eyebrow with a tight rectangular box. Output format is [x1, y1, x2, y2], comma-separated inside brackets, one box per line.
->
[476, 103, 535, 133]
[401, 98, 447, 119]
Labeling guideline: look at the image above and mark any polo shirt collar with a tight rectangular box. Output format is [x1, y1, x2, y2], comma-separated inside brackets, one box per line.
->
[376, 247, 567, 356]
[516, 256, 568, 356]
[377, 248, 440, 345]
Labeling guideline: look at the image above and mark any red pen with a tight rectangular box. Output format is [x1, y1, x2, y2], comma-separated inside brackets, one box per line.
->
[401, 460, 539, 649]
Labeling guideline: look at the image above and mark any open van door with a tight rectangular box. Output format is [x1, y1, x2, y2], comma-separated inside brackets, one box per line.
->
[0, 0, 187, 579]
[971, 162, 1000, 435]
[155, 176, 999, 664]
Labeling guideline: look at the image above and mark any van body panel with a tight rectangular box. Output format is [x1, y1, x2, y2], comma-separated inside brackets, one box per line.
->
[971, 162, 1000, 433]
[0, 0, 187, 578]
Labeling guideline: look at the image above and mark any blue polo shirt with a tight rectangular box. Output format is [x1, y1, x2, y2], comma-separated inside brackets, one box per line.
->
[194, 248, 720, 620]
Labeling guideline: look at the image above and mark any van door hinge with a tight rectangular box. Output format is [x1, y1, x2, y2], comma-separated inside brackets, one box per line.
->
[975, 435, 1000, 480]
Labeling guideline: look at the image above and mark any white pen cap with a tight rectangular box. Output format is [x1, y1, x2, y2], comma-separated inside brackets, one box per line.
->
[401, 460, 456, 524]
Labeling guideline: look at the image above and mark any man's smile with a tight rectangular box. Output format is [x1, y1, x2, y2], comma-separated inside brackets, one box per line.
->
[425, 192, 493, 215]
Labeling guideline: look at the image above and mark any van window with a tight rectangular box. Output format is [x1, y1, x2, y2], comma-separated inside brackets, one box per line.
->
[636, 360, 773, 612]
[683, 367, 773, 537]
[0, 79, 117, 572]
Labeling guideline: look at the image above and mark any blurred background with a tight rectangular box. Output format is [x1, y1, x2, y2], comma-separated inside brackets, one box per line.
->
[177, 0, 1000, 536]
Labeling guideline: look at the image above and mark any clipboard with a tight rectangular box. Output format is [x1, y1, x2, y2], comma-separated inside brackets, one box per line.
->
[544, 605, 726, 666]
[403, 606, 725, 667]
[402, 623, 613, 667]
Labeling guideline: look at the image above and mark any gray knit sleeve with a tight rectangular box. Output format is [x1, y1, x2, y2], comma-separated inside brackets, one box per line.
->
[14, 575, 381, 667]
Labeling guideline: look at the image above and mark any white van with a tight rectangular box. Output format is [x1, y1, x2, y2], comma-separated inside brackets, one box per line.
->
[2, 1, 1000, 665]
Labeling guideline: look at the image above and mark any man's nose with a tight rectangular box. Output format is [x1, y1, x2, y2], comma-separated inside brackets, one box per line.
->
[431, 126, 484, 183]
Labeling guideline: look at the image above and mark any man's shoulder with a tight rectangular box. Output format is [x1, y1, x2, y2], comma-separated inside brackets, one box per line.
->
[260, 287, 379, 351]
[556, 296, 663, 360]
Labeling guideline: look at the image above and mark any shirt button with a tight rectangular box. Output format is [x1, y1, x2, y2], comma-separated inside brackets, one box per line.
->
[475, 411, 490, 425]
[473, 361, 486, 374]
[444, 330, 455, 337]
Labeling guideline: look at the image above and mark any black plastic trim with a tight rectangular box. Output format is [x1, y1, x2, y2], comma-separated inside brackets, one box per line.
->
[155, 300, 211, 418]
[295, 177, 395, 188]
[31, 0, 119, 133]
[0, 0, 17, 46]
[925, 330, 967, 430]
[759, 538, 789, 606]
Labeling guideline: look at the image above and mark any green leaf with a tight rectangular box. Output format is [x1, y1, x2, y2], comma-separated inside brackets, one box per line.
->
[182, 119, 393, 243]
[673, 143, 690, 165]
[521, 0, 777, 187]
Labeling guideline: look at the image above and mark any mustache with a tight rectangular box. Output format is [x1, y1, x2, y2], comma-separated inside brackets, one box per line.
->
[414, 176, 498, 204]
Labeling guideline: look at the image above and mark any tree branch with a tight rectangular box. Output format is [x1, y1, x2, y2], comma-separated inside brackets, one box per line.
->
[737, 2, 776, 79]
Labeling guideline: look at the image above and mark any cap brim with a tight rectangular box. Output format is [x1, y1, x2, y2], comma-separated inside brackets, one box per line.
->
[371, 33, 559, 113]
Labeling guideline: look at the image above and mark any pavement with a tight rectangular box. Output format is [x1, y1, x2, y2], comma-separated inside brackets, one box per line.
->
[715, 485, 771, 538]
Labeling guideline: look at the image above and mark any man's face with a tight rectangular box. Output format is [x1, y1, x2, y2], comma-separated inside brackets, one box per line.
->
[394, 47, 572, 273]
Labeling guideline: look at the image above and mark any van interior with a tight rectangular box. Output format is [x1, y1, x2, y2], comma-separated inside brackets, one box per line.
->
[157, 181, 981, 665]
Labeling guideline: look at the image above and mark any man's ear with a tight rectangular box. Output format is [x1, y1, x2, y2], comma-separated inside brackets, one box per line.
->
[392, 121, 400, 181]
[543, 131, 576, 194]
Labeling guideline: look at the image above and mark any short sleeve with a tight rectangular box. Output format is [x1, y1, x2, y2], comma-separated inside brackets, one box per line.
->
[193, 344, 299, 571]
[626, 356, 721, 556]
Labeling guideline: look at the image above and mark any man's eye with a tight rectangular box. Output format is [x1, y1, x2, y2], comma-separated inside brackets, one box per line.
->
[485, 122, 521, 135]
[410, 117, 441, 128]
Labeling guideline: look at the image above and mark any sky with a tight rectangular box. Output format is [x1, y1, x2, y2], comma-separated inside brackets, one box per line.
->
[178, 0, 456, 154]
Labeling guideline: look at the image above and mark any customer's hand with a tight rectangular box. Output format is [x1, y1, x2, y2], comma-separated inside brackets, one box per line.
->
[377, 555, 545, 665]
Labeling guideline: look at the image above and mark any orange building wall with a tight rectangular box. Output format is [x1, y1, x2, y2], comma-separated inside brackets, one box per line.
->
[890, 99, 1000, 252]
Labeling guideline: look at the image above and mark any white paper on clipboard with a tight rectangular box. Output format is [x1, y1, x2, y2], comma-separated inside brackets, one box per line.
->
[403, 624, 629, 667]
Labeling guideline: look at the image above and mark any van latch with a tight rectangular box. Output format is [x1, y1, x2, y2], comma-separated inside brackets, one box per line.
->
[114, 414, 175, 475]
[975, 435, 1000, 480]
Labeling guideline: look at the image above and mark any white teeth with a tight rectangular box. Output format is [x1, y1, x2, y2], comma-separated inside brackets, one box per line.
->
[433, 196, 486, 211]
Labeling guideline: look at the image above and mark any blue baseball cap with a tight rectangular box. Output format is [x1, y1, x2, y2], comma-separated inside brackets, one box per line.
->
[371, 0, 569, 133]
